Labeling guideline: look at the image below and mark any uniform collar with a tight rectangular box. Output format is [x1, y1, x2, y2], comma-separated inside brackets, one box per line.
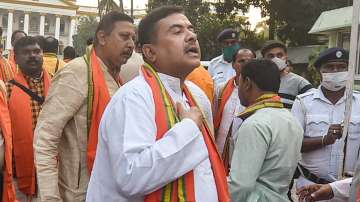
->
[220, 54, 231, 64]
[313, 85, 351, 105]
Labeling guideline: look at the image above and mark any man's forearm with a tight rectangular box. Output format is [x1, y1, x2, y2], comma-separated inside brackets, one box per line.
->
[301, 136, 324, 153]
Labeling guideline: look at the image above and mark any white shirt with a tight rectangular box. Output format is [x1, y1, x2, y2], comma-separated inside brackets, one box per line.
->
[291, 87, 360, 191]
[328, 178, 352, 201]
[214, 80, 244, 155]
[86, 73, 217, 202]
[208, 55, 235, 87]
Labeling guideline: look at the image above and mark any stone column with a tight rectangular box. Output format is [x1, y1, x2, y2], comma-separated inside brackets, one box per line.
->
[68, 16, 76, 46]
[24, 12, 30, 34]
[55, 15, 61, 40]
[6, 10, 14, 50]
[39, 14, 45, 35]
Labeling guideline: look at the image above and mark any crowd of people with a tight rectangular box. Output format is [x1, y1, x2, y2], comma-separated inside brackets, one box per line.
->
[0, 4, 359, 202]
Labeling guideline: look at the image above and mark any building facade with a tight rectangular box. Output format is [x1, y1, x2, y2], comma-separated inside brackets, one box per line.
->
[0, 0, 98, 51]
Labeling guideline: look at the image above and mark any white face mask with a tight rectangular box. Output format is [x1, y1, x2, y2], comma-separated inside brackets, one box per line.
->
[271, 57, 287, 71]
[321, 71, 349, 91]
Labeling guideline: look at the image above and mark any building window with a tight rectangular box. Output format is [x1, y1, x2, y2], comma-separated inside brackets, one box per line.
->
[45, 17, 50, 34]
[2, 15, 8, 28]
[30, 16, 39, 33]
[60, 18, 65, 35]
[342, 32, 350, 51]
[19, 16, 24, 31]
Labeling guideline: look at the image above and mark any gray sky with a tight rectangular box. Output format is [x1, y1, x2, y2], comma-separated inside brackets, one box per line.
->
[77, 0, 148, 9]
[76, 0, 262, 29]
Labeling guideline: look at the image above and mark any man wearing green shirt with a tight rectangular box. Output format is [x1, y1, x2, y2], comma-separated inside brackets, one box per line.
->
[229, 59, 303, 201]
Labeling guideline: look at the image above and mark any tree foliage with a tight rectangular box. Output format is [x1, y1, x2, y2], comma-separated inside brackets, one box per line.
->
[97, 0, 121, 18]
[232, 0, 350, 45]
[72, 16, 98, 56]
[147, 0, 265, 60]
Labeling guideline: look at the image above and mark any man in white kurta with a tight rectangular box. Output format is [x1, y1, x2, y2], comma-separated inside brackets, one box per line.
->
[87, 75, 216, 202]
[86, 5, 229, 202]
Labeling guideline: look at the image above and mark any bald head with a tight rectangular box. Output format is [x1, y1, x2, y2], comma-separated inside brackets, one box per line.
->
[232, 48, 256, 77]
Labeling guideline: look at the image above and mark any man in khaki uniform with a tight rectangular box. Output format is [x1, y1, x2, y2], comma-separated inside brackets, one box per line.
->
[34, 12, 136, 201]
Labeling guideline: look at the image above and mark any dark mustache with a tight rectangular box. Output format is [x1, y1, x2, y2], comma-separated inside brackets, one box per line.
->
[26, 59, 39, 64]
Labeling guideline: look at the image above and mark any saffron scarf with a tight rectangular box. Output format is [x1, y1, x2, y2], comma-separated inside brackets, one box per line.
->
[0, 57, 15, 82]
[0, 90, 16, 202]
[7, 50, 17, 76]
[214, 77, 236, 137]
[84, 46, 120, 173]
[142, 63, 230, 202]
[8, 70, 51, 195]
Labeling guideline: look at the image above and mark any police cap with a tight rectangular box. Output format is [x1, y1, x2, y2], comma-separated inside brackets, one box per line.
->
[217, 28, 239, 42]
[314, 47, 349, 69]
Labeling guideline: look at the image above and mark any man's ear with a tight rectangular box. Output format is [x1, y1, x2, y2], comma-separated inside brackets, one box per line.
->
[13, 53, 17, 64]
[96, 30, 107, 46]
[142, 44, 157, 63]
[243, 77, 252, 90]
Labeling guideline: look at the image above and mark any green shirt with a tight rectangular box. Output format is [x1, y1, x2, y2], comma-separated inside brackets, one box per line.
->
[229, 108, 303, 202]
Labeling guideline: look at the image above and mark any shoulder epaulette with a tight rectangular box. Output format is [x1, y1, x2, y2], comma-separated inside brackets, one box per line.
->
[297, 90, 315, 99]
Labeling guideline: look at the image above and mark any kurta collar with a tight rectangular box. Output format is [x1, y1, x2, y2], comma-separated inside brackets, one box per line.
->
[158, 73, 182, 97]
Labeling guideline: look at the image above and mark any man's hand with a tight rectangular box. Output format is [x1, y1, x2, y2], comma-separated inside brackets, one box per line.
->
[324, 124, 343, 145]
[177, 102, 203, 129]
[297, 184, 334, 202]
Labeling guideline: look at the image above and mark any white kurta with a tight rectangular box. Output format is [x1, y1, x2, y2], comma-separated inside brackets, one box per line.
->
[86, 72, 217, 202]
[214, 80, 244, 155]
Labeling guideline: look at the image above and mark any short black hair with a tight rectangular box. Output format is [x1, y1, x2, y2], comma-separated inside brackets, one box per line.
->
[11, 30, 27, 45]
[138, 6, 184, 47]
[94, 11, 133, 46]
[63, 46, 76, 60]
[261, 40, 287, 57]
[33, 35, 45, 50]
[232, 48, 256, 63]
[43, 36, 59, 53]
[241, 59, 280, 93]
[14, 36, 39, 55]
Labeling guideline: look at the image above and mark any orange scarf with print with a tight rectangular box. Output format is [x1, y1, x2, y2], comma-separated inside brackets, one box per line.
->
[85, 47, 122, 173]
[142, 64, 230, 202]
[214, 77, 236, 137]
[8, 70, 51, 195]
[0, 89, 16, 202]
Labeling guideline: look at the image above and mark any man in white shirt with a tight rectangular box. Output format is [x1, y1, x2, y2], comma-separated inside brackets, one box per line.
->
[214, 48, 254, 172]
[208, 28, 240, 86]
[294, 158, 360, 201]
[292, 48, 360, 201]
[86, 6, 230, 202]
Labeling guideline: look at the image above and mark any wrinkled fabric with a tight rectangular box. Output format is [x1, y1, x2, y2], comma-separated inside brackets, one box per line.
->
[34, 57, 119, 201]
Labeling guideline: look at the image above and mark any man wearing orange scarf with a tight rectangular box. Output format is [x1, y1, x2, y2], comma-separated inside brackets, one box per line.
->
[0, 80, 16, 202]
[87, 6, 230, 202]
[1, 30, 26, 82]
[214, 48, 254, 173]
[33, 12, 135, 201]
[7, 30, 27, 76]
[6, 36, 50, 201]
